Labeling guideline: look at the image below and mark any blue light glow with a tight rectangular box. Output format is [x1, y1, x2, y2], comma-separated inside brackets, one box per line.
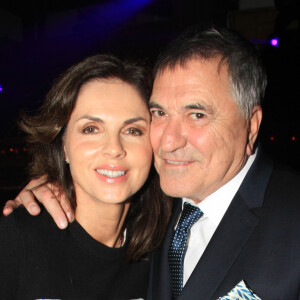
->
[47, 0, 153, 42]
[85, 0, 153, 32]
[0, 84, 2, 94]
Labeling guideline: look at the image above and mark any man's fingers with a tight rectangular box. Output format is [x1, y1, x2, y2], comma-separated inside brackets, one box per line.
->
[2, 176, 72, 230]
[47, 183, 75, 222]
[58, 191, 74, 222]
[17, 189, 41, 215]
[2, 199, 22, 216]
[2, 188, 41, 216]
[32, 185, 69, 229]
[2, 177, 47, 216]
[25, 175, 48, 190]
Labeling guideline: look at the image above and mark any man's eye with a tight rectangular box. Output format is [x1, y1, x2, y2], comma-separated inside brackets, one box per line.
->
[125, 127, 143, 136]
[191, 112, 205, 119]
[82, 126, 98, 134]
[151, 110, 165, 117]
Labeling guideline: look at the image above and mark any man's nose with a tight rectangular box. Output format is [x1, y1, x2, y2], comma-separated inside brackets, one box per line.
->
[160, 117, 187, 152]
[101, 135, 126, 158]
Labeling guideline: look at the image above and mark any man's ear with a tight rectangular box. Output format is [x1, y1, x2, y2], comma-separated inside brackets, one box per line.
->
[247, 105, 263, 155]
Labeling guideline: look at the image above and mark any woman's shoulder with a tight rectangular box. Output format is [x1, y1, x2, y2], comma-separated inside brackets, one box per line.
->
[0, 206, 59, 238]
[0, 206, 68, 264]
[0, 207, 35, 263]
[0, 206, 31, 231]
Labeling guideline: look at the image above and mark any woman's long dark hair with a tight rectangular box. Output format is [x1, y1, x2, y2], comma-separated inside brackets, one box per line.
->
[20, 54, 172, 261]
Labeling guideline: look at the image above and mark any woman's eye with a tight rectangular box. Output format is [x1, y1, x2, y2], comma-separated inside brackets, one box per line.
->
[125, 127, 143, 136]
[82, 126, 98, 134]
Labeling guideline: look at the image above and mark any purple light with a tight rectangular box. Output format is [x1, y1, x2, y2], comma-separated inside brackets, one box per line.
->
[270, 38, 279, 47]
[0, 84, 2, 93]
[46, 0, 153, 42]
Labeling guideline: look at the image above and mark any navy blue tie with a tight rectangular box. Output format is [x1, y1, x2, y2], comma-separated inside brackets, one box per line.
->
[168, 202, 203, 297]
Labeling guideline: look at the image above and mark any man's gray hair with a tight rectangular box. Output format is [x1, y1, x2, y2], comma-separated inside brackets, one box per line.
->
[153, 26, 267, 119]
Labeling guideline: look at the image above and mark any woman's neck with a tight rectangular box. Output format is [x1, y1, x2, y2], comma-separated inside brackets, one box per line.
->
[75, 198, 130, 248]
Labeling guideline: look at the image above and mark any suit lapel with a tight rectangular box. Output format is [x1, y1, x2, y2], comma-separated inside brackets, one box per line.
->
[178, 193, 260, 299]
[179, 149, 273, 300]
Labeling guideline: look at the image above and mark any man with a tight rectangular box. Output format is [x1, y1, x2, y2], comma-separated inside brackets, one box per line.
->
[4, 27, 300, 299]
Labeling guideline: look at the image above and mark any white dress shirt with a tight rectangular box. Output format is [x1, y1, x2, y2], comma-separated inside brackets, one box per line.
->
[179, 153, 257, 286]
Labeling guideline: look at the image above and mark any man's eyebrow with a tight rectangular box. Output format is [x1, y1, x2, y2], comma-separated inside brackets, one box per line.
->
[149, 101, 164, 109]
[184, 103, 206, 110]
[149, 102, 206, 111]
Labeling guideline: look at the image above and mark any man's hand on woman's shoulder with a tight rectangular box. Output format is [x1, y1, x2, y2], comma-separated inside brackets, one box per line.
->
[2, 175, 74, 229]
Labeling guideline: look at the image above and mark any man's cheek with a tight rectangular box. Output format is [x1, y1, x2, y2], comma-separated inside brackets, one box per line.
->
[150, 134, 160, 152]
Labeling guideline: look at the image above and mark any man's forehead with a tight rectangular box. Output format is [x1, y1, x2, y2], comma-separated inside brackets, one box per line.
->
[154, 55, 225, 78]
[150, 57, 235, 115]
[152, 57, 227, 94]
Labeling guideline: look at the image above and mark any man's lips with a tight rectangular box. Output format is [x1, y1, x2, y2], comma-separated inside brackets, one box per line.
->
[164, 159, 192, 165]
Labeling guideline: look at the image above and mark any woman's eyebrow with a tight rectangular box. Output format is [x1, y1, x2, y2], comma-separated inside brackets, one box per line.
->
[76, 115, 146, 126]
[123, 117, 147, 126]
[76, 115, 104, 123]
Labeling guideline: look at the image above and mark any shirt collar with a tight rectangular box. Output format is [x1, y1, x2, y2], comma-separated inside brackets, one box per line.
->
[183, 151, 257, 227]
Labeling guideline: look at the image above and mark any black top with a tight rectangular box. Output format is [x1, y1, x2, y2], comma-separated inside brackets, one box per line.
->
[0, 207, 150, 299]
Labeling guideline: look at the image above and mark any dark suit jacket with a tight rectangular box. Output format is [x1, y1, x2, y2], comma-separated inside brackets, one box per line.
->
[147, 150, 300, 299]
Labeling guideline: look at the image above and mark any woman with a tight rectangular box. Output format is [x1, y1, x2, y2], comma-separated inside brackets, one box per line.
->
[0, 54, 172, 299]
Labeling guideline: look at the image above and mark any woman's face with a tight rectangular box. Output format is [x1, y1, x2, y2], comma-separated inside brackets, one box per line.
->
[64, 79, 152, 206]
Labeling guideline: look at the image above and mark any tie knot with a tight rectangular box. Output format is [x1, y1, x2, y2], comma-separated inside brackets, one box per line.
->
[177, 202, 203, 233]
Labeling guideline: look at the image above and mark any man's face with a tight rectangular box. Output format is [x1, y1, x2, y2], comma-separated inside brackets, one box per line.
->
[150, 58, 262, 203]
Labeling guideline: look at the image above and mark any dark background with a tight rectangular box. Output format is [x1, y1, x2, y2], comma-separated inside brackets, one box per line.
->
[0, 0, 299, 209]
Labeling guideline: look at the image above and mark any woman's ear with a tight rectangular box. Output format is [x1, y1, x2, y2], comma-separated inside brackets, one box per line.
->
[64, 146, 69, 164]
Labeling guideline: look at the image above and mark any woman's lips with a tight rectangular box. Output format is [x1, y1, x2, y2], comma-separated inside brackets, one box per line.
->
[95, 165, 129, 183]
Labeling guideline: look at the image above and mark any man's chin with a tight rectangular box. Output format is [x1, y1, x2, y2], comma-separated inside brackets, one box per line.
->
[160, 180, 188, 198]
